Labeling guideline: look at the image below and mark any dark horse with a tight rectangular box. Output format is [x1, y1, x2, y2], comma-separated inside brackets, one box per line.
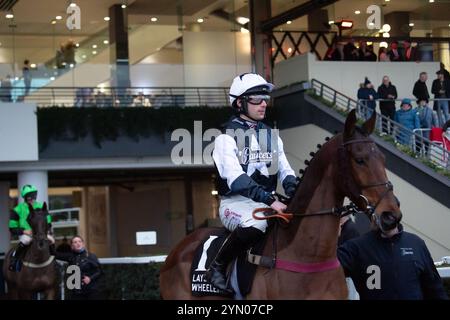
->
[160, 110, 401, 299]
[3, 203, 58, 299]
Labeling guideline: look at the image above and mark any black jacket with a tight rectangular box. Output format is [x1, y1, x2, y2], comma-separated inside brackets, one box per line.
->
[413, 80, 430, 103]
[56, 249, 103, 293]
[431, 78, 450, 98]
[337, 225, 448, 300]
[377, 83, 398, 110]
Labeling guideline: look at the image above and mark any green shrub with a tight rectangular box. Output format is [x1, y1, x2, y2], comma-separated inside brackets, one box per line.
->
[101, 262, 162, 300]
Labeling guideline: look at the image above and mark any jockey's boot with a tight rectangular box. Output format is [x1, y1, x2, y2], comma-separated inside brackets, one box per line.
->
[206, 226, 264, 293]
[9, 242, 27, 272]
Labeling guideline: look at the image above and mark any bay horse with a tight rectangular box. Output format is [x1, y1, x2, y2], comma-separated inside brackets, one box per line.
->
[3, 203, 58, 299]
[160, 110, 401, 299]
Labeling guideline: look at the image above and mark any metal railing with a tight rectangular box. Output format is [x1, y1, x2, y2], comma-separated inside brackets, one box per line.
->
[0, 86, 230, 107]
[311, 79, 450, 172]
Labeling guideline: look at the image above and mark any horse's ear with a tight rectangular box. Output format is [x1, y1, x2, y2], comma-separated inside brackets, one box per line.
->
[361, 111, 376, 135]
[42, 202, 47, 211]
[344, 109, 357, 141]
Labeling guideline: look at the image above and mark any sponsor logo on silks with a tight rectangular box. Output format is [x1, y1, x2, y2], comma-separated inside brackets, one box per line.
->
[223, 208, 241, 218]
[400, 247, 414, 256]
[241, 147, 273, 165]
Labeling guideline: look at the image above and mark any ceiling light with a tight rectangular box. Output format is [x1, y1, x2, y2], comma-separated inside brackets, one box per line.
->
[5, 13, 14, 19]
[429, 0, 434, 3]
[328, 20, 334, 25]
[82, 55, 86, 59]
[70, 64, 74, 68]
[382, 24, 391, 32]
[51, 20, 56, 25]
[92, 44, 97, 48]
[104, 17, 110, 21]
[30, 63, 36, 68]
[240, 27, 249, 33]
[121, 4, 127, 9]
[92, 50, 97, 55]
[385, 0, 390, 2]
[211, 190, 218, 195]
[287, 20, 292, 24]
[103, 40, 109, 44]
[236, 17, 249, 25]
[409, 23, 414, 27]
[75, 43, 79, 47]
[287, 48, 293, 53]
[383, 32, 390, 38]
[50, 76, 55, 81]
[55, 15, 62, 20]
[197, 18, 204, 23]
[355, 10, 360, 15]
[150, 17, 158, 22]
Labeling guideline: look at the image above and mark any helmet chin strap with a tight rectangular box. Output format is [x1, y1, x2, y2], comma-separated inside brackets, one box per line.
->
[239, 99, 260, 122]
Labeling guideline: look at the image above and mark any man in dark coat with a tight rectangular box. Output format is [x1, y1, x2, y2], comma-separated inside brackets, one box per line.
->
[377, 76, 398, 134]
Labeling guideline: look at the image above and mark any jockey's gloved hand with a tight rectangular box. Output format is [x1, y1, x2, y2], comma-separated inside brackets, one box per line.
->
[283, 175, 299, 198]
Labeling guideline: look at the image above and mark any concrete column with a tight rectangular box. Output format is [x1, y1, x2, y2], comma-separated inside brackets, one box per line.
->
[432, 28, 450, 68]
[0, 182, 10, 255]
[308, 9, 329, 32]
[109, 4, 130, 88]
[384, 12, 410, 37]
[249, 0, 272, 80]
[17, 171, 48, 205]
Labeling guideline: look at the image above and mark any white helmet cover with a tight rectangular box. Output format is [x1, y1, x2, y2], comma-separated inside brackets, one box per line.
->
[229, 73, 274, 106]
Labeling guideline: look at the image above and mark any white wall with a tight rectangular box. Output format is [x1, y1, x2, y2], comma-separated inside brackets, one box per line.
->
[0, 103, 38, 161]
[183, 31, 252, 87]
[280, 124, 450, 261]
[274, 53, 440, 102]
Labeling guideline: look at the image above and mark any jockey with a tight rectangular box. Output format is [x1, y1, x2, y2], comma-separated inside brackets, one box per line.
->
[206, 73, 298, 292]
[8, 184, 54, 272]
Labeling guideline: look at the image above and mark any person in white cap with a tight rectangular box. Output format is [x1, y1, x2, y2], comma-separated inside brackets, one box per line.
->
[206, 73, 297, 293]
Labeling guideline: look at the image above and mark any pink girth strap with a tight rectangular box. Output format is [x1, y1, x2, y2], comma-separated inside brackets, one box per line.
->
[275, 258, 340, 273]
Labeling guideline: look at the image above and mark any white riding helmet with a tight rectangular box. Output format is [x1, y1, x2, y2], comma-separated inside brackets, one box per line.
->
[229, 73, 274, 107]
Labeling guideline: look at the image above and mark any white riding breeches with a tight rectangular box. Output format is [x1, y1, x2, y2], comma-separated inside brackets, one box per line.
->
[19, 234, 32, 245]
[219, 195, 269, 232]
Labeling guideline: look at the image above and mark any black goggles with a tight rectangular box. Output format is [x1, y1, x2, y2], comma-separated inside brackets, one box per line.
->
[244, 94, 271, 105]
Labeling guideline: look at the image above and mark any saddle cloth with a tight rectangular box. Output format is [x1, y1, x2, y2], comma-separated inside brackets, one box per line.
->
[190, 227, 266, 298]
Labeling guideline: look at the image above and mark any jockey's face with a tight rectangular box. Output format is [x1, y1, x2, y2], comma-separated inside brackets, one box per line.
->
[71, 237, 85, 252]
[238, 96, 269, 121]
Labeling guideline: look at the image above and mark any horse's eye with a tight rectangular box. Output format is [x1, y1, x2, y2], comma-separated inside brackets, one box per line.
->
[355, 158, 365, 165]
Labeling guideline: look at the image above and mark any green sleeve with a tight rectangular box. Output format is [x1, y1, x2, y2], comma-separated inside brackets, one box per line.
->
[47, 214, 52, 224]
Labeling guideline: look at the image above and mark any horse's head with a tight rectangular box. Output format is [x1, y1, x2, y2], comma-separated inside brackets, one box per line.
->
[339, 109, 402, 232]
[28, 202, 50, 250]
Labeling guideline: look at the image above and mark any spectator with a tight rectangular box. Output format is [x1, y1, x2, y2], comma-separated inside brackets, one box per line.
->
[23, 59, 32, 96]
[394, 98, 420, 146]
[377, 76, 398, 135]
[357, 41, 367, 61]
[413, 72, 430, 104]
[324, 42, 343, 61]
[1, 75, 12, 102]
[56, 236, 72, 253]
[54, 235, 103, 300]
[344, 39, 359, 61]
[132, 92, 152, 107]
[415, 98, 438, 154]
[431, 70, 450, 127]
[439, 63, 450, 81]
[387, 41, 403, 62]
[338, 202, 448, 300]
[365, 45, 377, 61]
[402, 40, 419, 62]
[338, 215, 360, 247]
[56, 44, 65, 70]
[357, 77, 378, 119]
[378, 47, 390, 62]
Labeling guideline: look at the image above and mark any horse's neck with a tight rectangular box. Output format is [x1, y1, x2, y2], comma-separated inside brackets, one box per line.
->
[278, 139, 344, 262]
[26, 242, 50, 263]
